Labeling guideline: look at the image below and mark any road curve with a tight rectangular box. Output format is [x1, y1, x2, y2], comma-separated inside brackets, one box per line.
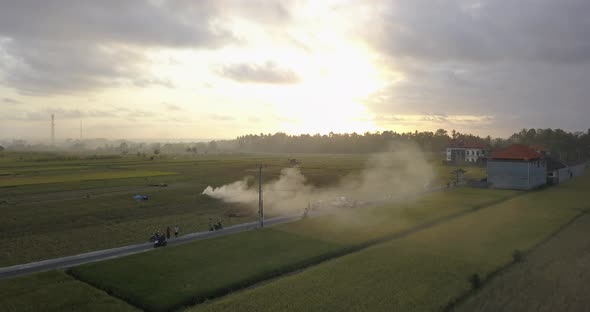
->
[0, 214, 300, 280]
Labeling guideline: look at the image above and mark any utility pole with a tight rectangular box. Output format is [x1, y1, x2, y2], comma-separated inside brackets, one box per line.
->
[51, 114, 55, 146]
[257, 164, 265, 228]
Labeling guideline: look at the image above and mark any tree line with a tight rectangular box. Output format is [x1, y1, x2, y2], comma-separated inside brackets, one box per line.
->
[2, 128, 589, 162]
[230, 128, 590, 161]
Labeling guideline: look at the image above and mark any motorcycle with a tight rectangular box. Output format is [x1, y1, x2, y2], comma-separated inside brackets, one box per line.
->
[209, 221, 223, 231]
[153, 234, 167, 248]
[149, 233, 158, 243]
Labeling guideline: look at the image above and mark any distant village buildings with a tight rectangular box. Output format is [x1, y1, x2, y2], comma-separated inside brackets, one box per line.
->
[445, 141, 587, 190]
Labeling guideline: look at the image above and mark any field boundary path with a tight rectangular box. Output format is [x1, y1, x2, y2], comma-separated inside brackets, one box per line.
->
[0, 214, 300, 280]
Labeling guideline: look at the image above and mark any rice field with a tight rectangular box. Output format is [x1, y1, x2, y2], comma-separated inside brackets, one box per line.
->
[0, 152, 486, 267]
[0, 270, 137, 312]
[0, 170, 175, 187]
[0, 152, 587, 312]
[70, 187, 516, 312]
[189, 174, 590, 312]
[455, 209, 590, 312]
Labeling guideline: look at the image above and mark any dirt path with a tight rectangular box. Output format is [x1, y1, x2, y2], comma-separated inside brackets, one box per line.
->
[455, 212, 590, 312]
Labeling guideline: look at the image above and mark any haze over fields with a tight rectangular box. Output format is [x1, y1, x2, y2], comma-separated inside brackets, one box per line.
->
[203, 143, 434, 214]
[1, 0, 590, 141]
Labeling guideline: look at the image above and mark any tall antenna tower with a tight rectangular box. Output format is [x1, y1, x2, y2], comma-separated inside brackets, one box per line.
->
[51, 114, 55, 145]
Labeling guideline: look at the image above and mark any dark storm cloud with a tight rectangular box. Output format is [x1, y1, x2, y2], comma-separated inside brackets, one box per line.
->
[218, 62, 299, 84]
[0, 0, 230, 94]
[372, 0, 590, 64]
[0, 1, 227, 47]
[0, 40, 154, 94]
[367, 0, 590, 133]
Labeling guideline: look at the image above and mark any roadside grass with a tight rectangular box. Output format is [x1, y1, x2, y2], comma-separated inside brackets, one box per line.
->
[190, 175, 590, 312]
[69, 187, 515, 312]
[0, 270, 137, 312]
[0, 170, 175, 187]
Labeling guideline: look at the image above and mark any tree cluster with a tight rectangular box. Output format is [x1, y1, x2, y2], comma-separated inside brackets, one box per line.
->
[235, 129, 478, 154]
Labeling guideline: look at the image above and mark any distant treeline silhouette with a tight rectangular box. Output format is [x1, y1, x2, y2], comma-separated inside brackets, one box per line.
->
[231, 128, 590, 161]
[2, 128, 589, 162]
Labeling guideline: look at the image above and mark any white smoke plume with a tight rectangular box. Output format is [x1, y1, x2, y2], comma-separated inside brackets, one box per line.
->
[202, 178, 257, 203]
[202, 142, 435, 214]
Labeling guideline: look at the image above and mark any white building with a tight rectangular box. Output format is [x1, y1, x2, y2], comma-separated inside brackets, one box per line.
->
[446, 142, 487, 164]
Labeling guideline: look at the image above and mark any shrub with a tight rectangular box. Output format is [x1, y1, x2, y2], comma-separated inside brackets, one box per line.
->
[469, 273, 481, 290]
[512, 249, 524, 262]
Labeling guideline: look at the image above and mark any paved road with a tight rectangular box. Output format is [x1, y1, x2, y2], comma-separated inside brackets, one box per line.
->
[0, 214, 301, 280]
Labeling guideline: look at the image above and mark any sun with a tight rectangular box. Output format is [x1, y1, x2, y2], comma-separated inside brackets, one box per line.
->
[272, 43, 385, 135]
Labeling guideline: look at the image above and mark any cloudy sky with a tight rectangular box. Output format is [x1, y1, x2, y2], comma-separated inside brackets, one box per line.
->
[1, 0, 589, 141]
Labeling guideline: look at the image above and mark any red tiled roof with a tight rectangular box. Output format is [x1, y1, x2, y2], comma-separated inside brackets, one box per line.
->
[490, 144, 543, 161]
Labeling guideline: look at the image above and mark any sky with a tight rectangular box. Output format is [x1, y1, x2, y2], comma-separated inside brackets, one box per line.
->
[1, 0, 589, 141]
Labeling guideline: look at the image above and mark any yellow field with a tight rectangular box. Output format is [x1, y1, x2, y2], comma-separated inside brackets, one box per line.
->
[0, 171, 175, 187]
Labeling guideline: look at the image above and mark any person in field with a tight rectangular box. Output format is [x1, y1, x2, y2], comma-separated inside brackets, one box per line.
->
[166, 226, 171, 239]
[174, 225, 179, 238]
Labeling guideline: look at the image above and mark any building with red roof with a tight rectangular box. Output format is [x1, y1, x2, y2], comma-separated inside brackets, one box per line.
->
[490, 144, 543, 161]
[487, 144, 547, 190]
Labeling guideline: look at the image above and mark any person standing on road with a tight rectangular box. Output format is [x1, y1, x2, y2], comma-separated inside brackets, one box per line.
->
[174, 225, 179, 238]
[166, 226, 171, 239]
